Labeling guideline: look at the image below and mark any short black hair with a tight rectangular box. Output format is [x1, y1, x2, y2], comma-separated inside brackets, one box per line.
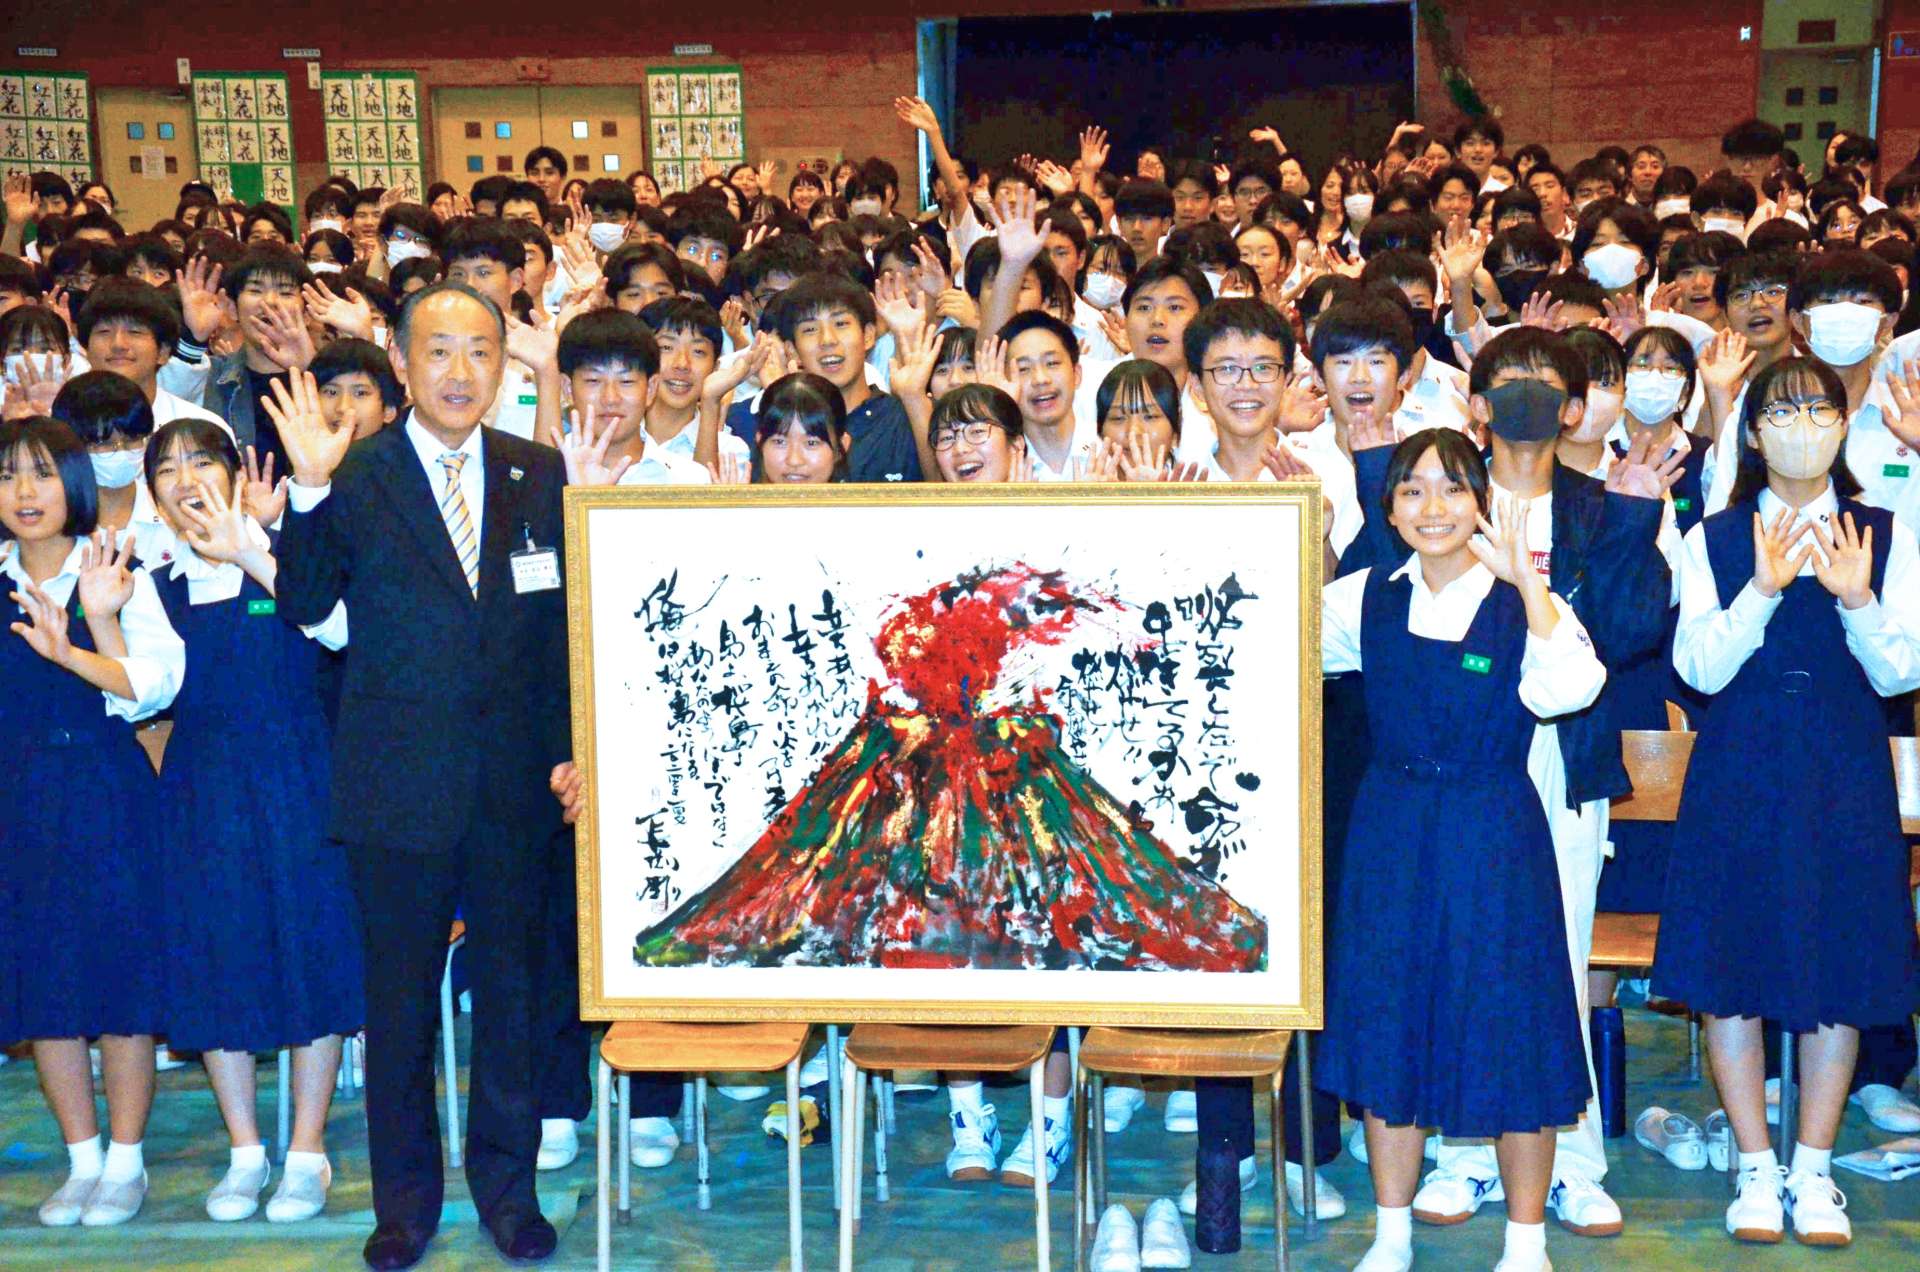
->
[1114, 179, 1175, 221]
[1567, 158, 1622, 196]
[1665, 231, 1744, 278]
[1182, 297, 1294, 375]
[1491, 187, 1544, 226]
[1745, 218, 1813, 255]
[1453, 117, 1505, 151]
[1000, 309, 1081, 366]
[222, 245, 313, 300]
[1358, 211, 1436, 259]
[929, 383, 1024, 443]
[1561, 325, 1628, 389]
[1525, 162, 1568, 193]
[76, 277, 182, 351]
[1121, 254, 1213, 312]
[120, 233, 182, 280]
[773, 272, 876, 342]
[1359, 248, 1438, 298]
[503, 218, 554, 268]
[389, 254, 445, 294]
[240, 203, 292, 242]
[1381, 427, 1490, 520]
[1166, 159, 1221, 196]
[1570, 198, 1659, 263]
[0, 254, 44, 300]
[1161, 221, 1239, 272]
[0, 302, 68, 355]
[1692, 174, 1758, 219]
[666, 206, 745, 257]
[1537, 270, 1608, 315]
[440, 218, 527, 271]
[1721, 118, 1785, 160]
[1714, 249, 1800, 308]
[584, 179, 638, 219]
[604, 241, 686, 298]
[1309, 296, 1416, 370]
[311, 337, 403, 407]
[638, 296, 724, 355]
[1789, 247, 1902, 315]
[1095, 358, 1182, 440]
[378, 202, 439, 243]
[0, 414, 96, 535]
[1252, 191, 1312, 233]
[524, 146, 568, 176]
[52, 370, 155, 445]
[733, 233, 823, 295]
[143, 417, 241, 497]
[558, 308, 660, 377]
[1469, 325, 1588, 400]
[1622, 325, 1697, 410]
[303, 186, 351, 222]
[1486, 223, 1561, 273]
[469, 174, 515, 210]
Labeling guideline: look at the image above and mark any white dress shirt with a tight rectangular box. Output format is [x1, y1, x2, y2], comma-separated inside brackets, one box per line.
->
[287, 418, 485, 548]
[153, 386, 233, 436]
[1673, 481, 1920, 697]
[1, 537, 184, 721]
[164, 522, 350, 650]
[646, 412, 749, 467]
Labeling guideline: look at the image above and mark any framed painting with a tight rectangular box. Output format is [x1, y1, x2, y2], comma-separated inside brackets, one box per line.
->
[567, 484, 1323, 1029]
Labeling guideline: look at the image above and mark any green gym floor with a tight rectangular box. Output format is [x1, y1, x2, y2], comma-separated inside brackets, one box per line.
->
[1, 1007, 1916, 1270]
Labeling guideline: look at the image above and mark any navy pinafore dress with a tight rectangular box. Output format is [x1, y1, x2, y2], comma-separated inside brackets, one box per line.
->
[1653, 500, 1918, 1030]
[153, 567, 364, 1052]
[1318, 568, 1591, 1136]
[0, 583, 164, 1042]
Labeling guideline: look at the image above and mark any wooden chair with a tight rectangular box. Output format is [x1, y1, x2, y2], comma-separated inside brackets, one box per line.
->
[1073, 1028, 1295, 1272]
[598, 1020, 810, 1272]
[836, 1025, 1056, 1272]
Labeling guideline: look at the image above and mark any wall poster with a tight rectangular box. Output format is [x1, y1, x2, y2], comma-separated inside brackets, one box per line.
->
[190, 71, 296, 217]
[321, 70, 424, 203]
[1, 69, 92, 187]
[644, 63, 744, 197]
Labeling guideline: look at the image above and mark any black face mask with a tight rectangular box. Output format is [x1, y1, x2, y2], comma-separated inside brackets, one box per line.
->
[1495, 268, 1548, 314]
[1483, 379, 1567, 443]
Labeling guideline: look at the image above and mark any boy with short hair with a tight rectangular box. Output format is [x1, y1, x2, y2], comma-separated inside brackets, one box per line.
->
[667, 206, 744, 286]
[581, 179, 637, 256]
[523, 146, 568, 203]
[500, 182, 550, 226]
[1114, 179, 1175, 260]
[1692, 174, 1760, 241]
[635, 297, 754, 474]
[996, 309, 1094, 480]
[199, 247, 316, 462]
[1357, 250, 1471, 428]
[311, 336, 402, 441]
[603, 242, 687, 314]
[552, 308, 706, 484]
[1526, 163, 1575, 239]
[468, 175, 514, 219]
[1567, 159, 1621, 214]
[76, 278, 231, 433]
[1720, 117, 1785, 198]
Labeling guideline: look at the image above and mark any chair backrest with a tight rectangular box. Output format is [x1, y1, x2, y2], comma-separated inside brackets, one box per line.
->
[1895, 735, 1920, 839]
[1608, 730, 1696, 822]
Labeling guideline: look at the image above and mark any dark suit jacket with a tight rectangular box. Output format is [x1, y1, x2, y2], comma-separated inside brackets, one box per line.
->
[276, 421, 572, 851]
[1340, 450, 1671, 808]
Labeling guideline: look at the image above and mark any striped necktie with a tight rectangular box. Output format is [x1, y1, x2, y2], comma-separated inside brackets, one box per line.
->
[438, 452, 479, 596]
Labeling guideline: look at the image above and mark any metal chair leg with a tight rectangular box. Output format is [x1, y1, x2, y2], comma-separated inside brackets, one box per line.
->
[882, 1072, 897, 1136]
[276, 1049, 291, 1161]
[851, 1059, 867, 1225]
[1777, 1028, 1797, 1164]
[1271, 1067, 1291, 1272]
[440, 949, 462, 1169]
[696, 1074, 712, 1210]
[1297, 1038, 1317, 1239]
[618, 1073, 631, 1221]
[1072, 1064, 1089, 1272]
[596, 1060, 611, 1272]
[1093, 1072, 1108, 1213]
[872, 1072, 890, 1202]
[786, 1058, 804, 1272]
[827, 1025, 843, 1211]
[1688, 1013, 1702, 1081]
[1030, 1059, 1050, 1272]
[680, 1079, 694, 1142]
[837, 1053, 858, 1271]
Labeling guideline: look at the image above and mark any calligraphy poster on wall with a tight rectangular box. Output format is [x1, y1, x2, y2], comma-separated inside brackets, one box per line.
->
[0, 69, 92, 187]
[644, 63, 744, 197]
[566, 486, 1324, 1029]
[190, 72, 296, 216]
[321, 71, 423, 203]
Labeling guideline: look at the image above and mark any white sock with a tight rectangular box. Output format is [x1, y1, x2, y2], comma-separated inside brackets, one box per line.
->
[1738, 1147, 1779, 1173]
[1043, 1094, 1069, 1126]
[230, 1143, 267, 1173]
[541, 1117, 576, 1136]
[66, 1136, 104, 1179]
[948, 1081, 984, 1115]
[283, 1149, 328, 1178]
[101, 1140, 143, 1184]
[1502, 1219, 1546, 1262]
[1374, 1204, 1412, 1250]
[1792, 1142, 1832, 1176]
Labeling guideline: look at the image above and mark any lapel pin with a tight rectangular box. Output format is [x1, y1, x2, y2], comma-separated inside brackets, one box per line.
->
[510, 466, 524, 481]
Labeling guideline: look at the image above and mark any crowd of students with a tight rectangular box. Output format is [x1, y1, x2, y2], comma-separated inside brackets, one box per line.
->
[1, 99, 1918, 1272]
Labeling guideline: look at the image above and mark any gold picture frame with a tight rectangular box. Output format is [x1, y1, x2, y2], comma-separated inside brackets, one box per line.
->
[566, 482, 1323, 1030]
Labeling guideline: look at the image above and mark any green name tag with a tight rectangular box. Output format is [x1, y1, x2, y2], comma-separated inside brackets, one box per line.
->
[1673, 496, 1693, 512]
[1461, 653, 1492, 675]
[247, 598, 276, 616]
[1885, 463, 1911, 479]
[517, 393, 539, 407]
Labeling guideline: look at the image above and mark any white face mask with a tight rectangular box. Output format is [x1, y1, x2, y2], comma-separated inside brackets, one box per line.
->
[386, 238, 431, 268]
[1624, 370, 1686, 424]
[1582, 243, 1642, 291]
[1804, 301, 1884, 367]
[1082, 271, 1125, 310]
[1479, 176, 1511, 195]
[1701, 214, 1747, 241]
[5, 351, 62, 383]
[1342, 193, 1374, 225]
[1653, 197, 1691, 221]
[89, 449, 143, 489]
[1570, 386, 1623, 443]
[308, 217, 345, 234]
[1759, 414, 1845, 480]
[1200, 268, 1225, 297]
[587, 221, 628, 253]
[308, 259, 343, 275]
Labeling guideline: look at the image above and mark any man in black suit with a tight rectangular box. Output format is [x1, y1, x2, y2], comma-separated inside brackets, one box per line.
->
[272, 280, 585, 1269]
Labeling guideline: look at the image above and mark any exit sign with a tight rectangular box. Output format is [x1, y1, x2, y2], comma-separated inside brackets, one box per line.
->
[673, 43, 714, 56]
[281, 47, 321, 59]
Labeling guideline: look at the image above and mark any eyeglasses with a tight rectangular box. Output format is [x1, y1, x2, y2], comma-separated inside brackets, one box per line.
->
[1627, 362, 1687, 380]
[1729, 283, 1789, 306]
[1203, 360, 1285, 386]
[931, 420, 1004, 450]
[1760, 400, 1843, 429]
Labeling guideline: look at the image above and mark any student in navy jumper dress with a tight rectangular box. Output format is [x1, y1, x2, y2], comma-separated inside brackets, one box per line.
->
[0, 415, 183, 1229]
[142, 417, 365, 1224]
[1321, 428, 1601, 1272]
[1657, 356, 1920, 1249]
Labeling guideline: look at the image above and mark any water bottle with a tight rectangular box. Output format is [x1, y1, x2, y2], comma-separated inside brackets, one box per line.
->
[1592, 1005, 1627, 1138]
[1194, 1134, 1241, 1253]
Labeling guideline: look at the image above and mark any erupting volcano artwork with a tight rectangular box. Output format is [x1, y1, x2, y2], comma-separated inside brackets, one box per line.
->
[633, 564, 1267, 973]
[569, 488, 1321, 1025]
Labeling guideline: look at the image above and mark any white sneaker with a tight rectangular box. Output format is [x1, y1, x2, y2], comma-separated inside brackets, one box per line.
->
[1001, 1114, 1070, 1187]
[1785, 1169, 1850, 1247]
[713, 1075, 770, 1101]
[1634, 1107, 1707, 1170]
[205, 1159, 270, 1221]
[1851, 1084, 1920, 1133]
[1090, 1202, 1142, 1272]
[1177, 1153, 1256, 1215]
[1104, 1084, 1146, 1133]
[1725, 1162, 1786, 1243]
[1704, 1110, 1732, 1172]
[629, 1116, 680, 1169]
[264, 1157, 331, 1223]
[1353, 1238, 1414, 1272]
[1139, 1196, 1191, 1269]
[38, 1174, 99, 1227]
[537, 1118, 580, 1171]
[1162, 1090, 1196, 1133]
[798, 1046, 832, 1088]
[155, 1044, 188, 1071]
[1284, 1161, 1347, 1219]
[1492, 1253, 1552, 1272]
[1411, 1167, 1502, 1225]
[1548, 1174, 1622, 1237]
[945, 1104, 1000, 1180]
[80, 1172, 147, 1226]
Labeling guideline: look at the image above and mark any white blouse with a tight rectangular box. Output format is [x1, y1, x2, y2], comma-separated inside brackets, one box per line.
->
[2, 538, 184, 721]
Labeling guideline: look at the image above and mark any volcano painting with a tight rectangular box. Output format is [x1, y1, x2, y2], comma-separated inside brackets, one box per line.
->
[632, 563, 1268, 974]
